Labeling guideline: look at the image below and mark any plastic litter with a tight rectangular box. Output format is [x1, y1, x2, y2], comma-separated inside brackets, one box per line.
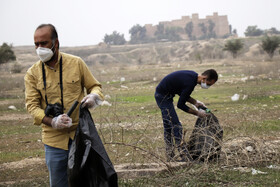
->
[251, 168, 267, 175]
[245, 146, 253, 152]
[231, 94, 240, 101]
[90, 97, 112, 110]
[8, 105, 17, 110]
[267, 165, 280, 169]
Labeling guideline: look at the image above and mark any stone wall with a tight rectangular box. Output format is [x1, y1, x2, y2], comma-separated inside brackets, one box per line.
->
[145, 12, 230, 39]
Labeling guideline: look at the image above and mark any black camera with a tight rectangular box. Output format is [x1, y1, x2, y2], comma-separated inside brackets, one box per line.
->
[45, 103, 63, 117]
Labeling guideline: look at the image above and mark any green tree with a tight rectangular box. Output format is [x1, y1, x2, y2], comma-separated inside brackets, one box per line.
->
[244, 25, 263, 37]
[154, 24, 166, 40]
[264, 27, 280, 35]
[223, 39, 244, 58]
[155, 25, 182, 42]
[185, 22, 193, 40]
[155, 24, 165, 35]
[103, 31, 126, 45]
[261, 35, 280, 59]
[164, 27, 182, 42]
[207, 20, 216, 38]
[199, 23, 207, 39]
[0, 43, 16, 64]
[129, 24, 147, 44]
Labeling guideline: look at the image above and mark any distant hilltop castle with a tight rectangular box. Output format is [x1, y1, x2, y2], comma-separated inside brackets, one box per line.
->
[144, 12, 230, 40]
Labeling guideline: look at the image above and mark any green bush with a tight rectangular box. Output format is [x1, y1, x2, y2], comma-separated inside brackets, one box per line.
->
[103, 31, 126, 45]
[223, 39, 244, 58]
[0, 43, 16, 64]
[261, 35, 280, 59]
[244, 25, 264, 37]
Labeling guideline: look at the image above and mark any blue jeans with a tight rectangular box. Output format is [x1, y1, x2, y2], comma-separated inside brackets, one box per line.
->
[155, 92, 183, 158]
[44, 140, 72, 187]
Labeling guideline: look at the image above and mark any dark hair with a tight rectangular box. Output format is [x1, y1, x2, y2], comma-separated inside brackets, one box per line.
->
[36, 24, 59, 48]
[202, 69, 218, 82]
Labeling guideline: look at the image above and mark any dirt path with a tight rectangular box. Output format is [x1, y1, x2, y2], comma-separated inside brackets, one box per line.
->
[0, 157, 187, 180]
[0, 113, 31, 121]
[0, 157, 45, 170]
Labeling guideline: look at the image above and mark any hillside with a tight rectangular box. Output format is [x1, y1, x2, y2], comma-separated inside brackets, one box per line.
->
[13, 37, 277, 69]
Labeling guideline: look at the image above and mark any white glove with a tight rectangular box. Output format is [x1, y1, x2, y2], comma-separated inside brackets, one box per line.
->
[195, 100, 206, 108]
[197, 109, 207, 118]
[81, 93, 102, 109]
[51, 114, 72, 129]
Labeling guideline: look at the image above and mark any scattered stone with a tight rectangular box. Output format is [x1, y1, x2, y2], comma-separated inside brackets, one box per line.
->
[105, 95, 111, 100]
[242, 95, 248, 100]
[241, 77, 248, 82]
[121, 85, 128, 89]
[233, 167, 251, 173]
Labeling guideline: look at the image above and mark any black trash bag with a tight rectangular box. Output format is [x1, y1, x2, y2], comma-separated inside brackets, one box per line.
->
[68, 105, 118, 187]
[186, 108, 223, 162]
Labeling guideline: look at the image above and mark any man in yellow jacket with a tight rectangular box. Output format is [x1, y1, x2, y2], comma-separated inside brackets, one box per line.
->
[24, 24, 103, 187]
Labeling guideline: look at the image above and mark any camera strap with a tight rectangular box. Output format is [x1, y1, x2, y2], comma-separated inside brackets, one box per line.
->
[42, 57, 64, 110]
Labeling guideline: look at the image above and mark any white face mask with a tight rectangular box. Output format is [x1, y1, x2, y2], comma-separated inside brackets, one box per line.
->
[201, 81, 210, 89]
[36, 45, 54, 63]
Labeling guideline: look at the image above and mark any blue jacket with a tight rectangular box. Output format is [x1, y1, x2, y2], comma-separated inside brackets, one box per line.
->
[156, 70, 198, 112]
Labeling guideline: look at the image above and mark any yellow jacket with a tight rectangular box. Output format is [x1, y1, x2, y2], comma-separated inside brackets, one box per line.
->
[24, 52, 103, 150]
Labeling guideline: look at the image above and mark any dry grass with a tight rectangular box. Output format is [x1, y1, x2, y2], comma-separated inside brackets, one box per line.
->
[0, 41, 280, 186]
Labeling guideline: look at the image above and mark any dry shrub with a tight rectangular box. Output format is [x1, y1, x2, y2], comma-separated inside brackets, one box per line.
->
[97, 103, 280, 176]
[11, 62, 24, 73]
[221, 136, 280, 167]
[244, 61, 280, 78]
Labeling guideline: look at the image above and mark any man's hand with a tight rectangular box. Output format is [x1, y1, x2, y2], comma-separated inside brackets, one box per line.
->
[51, 114, 72, 129]
[197, 110, 207, 118]
[195, 100, 206, 108]
[81, 93, 102, 109]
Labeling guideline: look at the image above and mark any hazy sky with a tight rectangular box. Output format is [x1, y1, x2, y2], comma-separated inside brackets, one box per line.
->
[1, 0, 279, 47]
